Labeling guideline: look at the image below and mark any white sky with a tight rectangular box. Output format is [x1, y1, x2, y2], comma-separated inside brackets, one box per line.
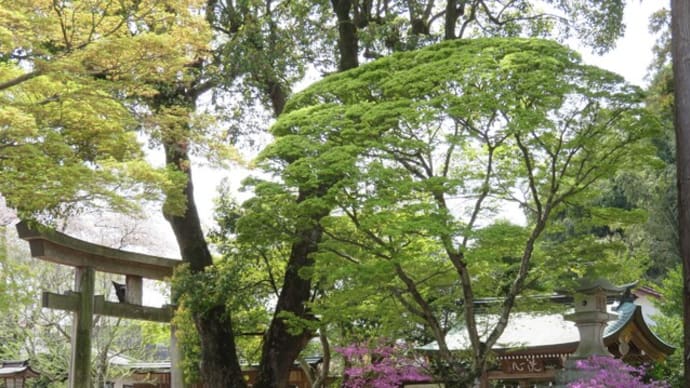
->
[577, 0, 659, 88]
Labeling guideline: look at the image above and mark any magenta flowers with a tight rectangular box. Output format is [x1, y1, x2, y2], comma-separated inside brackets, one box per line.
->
[568, 355, 669, 388]
[336, 341, 432, 388]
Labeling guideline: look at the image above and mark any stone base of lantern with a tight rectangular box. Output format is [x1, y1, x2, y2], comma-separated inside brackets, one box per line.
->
[565, 310, 618, 359]
[554, 358, 599, 387]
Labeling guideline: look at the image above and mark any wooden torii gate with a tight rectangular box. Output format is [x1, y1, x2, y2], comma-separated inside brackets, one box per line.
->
[16, 221, 183, 388]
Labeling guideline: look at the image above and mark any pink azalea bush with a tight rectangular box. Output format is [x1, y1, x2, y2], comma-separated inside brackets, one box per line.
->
[568, 355, 669, 388]
[336, 341, 432, 388]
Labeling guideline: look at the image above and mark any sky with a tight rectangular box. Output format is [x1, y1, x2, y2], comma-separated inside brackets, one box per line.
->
[578, 0, 659, 88]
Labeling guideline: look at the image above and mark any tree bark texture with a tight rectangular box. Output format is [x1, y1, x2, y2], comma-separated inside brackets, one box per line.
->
[254, 214, 324, 388]
[332, 0, 359, 71]
[444, 0, 461, 40]
[161, 88, 246, 387]
[671, 0, 690, 382]
[195, 306, 248, 387]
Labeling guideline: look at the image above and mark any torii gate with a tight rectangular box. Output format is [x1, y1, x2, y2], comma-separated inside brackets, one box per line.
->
[16, 221, 184, 388]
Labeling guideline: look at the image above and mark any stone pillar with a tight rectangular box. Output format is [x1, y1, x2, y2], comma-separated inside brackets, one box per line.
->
[565, 290, 618, 358]
[69, 267, 95, 388]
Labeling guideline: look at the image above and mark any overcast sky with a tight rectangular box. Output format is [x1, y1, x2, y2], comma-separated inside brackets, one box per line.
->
[578, 0, 659, 87]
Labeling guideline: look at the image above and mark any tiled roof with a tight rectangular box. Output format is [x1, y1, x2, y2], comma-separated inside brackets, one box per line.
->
[420, 301, 667, 352]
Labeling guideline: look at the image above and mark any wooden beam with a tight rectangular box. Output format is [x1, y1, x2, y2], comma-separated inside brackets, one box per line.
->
[42, 291, 79, 311]
[43, 292, 173, 323]
[17, 221, 180, 280]
[94, 296, 173, 323]
[126, 275, 143, 305]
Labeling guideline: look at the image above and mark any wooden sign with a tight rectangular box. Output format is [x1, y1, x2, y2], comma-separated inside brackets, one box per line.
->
[501, 358, 545, 374]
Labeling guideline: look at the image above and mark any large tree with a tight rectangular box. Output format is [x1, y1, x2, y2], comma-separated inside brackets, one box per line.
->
[671, 0, 690, 383]
[217, 2, 633, 386]
[248, 38, 659, 384]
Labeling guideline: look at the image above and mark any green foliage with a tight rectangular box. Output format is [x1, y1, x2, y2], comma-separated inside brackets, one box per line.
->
[245, 36, 660, 380]
[0, 0, 210, 219]
[589, 57, 678, 281]
[171, 303, 203, 383]
[171, 185, 291, 373]
[647, 265, 684, 387]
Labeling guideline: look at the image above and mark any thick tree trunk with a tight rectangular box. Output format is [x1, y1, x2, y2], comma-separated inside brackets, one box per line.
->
[671, 0, 690, 382]
[332, 0, 359, 71]
[161, 88, 246, 387]
[254, 3, 360, 386]
[254, 200, 325, 388]
[195, 306, 248, 387]
[445, 0, 460, 40]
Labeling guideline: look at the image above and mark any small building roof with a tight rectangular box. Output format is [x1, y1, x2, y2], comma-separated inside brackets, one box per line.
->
[573, 279, 637, 296]
[0, 360, 40, 378]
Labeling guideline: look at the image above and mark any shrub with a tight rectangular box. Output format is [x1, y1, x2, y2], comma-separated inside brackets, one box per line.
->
[336, 341, 432, 388]
[568, 355, 669, 388]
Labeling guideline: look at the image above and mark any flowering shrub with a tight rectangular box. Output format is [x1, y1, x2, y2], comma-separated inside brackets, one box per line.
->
[568, 355, 669, 388]
[336, 341, 432, 388]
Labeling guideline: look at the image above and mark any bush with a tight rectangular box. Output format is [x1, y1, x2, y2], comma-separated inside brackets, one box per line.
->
[568, 355, 669, 388]
[336, 340, 432, 388]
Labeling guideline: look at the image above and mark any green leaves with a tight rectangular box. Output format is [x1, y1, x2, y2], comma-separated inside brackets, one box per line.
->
[0, 0, 211, 219]
[241, 37, 661, 376]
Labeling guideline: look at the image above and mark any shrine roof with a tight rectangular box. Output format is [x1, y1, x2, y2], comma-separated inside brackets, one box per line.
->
[0, 360, 40, 377]
[419, 301, 672, 354]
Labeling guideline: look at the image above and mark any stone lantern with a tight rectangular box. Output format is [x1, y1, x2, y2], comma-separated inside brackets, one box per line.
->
[556, 278, 628, 386]
[564, 278, 625, 359]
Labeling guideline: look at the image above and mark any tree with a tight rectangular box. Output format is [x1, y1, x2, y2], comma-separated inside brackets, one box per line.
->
[671, 0, 690, 383]
[0, 1, 208, 221]
[649, 265, 684, 386]
[224, 2, 632, 386]
[251, 37, 659, 383]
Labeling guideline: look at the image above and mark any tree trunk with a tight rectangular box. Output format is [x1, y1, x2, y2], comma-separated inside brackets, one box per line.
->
[195, 306, 248, 387]
[671, 0, 690, 382]
[331, 0, 359, 71]
[254, 3, 360, 385]
[253, 211, 324, 388]
[313, 328, 331, 388]
[445, 0, 460, 40]
[161, 88, 246, 387]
